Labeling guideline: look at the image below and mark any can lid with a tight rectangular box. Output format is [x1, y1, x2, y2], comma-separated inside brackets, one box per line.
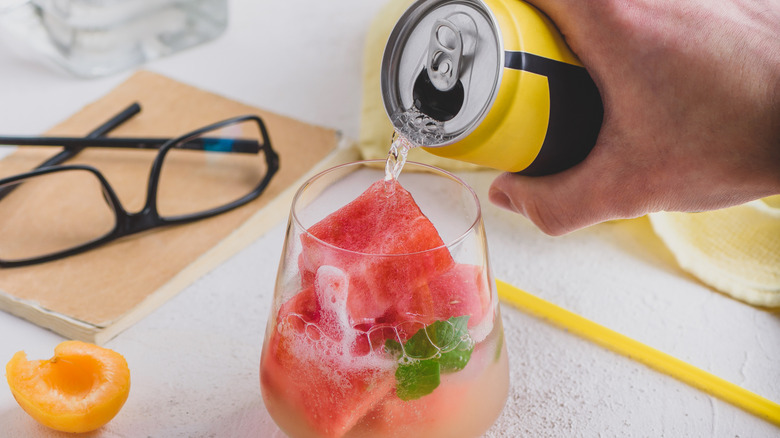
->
[381, 0, 502, 147]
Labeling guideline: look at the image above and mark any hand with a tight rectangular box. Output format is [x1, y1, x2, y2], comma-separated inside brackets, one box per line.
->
[488, 0, 780, 235]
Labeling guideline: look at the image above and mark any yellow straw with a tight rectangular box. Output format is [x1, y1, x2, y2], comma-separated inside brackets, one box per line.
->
[496, 279, 780, 427]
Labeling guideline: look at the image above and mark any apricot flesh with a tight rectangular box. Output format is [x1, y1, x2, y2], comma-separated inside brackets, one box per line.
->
[6, 340, 130, 433]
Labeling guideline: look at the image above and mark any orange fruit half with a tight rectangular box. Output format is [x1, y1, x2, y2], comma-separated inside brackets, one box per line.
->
[5, 340, 131, 433]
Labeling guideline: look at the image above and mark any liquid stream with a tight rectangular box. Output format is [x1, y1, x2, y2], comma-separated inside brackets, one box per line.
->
[384, 133, 412, 183]
[391, 107, 446, 147]
[384, 107, 446, 183]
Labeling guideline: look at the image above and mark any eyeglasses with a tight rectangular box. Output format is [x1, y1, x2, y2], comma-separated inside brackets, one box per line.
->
[0, 104, 279, 267]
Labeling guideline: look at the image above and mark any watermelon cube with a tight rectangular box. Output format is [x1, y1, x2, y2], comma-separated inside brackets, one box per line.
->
[428, 263, 491, 328]
[263, 266, 395, 438]
[300, 179, 454, 326]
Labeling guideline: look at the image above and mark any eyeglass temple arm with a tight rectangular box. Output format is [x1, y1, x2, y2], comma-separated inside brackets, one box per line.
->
[39, 103, 143, 168]
[0, 101, 261, 157]
[0, 135, 260, 154]
[0, 136, 261, 155]
[0, 103, 141, 203]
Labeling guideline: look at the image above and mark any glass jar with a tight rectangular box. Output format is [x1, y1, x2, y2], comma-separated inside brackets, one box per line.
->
[0, 0, 227, 77]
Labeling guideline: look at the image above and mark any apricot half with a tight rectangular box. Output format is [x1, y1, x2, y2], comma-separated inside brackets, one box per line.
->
[5, 340, 130, 433]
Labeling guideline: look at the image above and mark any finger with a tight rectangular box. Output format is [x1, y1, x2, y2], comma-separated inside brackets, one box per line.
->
[488, 172, 600, 236]
[487, 148, 647, 235]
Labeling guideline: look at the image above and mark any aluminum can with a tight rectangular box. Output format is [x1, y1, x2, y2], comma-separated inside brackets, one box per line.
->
[381, 0, 603, 175]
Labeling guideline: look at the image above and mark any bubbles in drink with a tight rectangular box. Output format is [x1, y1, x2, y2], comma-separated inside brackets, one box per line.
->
[385, 107, 447, 183]
[392, 107, 446, 146]
[384, 133, 412, 183]
[315, 266, 355, 351]
[278, 309, 395, 372]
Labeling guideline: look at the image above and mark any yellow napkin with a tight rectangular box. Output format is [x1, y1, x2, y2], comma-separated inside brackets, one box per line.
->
[649, 195, 780, 308]
[358, 0, 483, 170]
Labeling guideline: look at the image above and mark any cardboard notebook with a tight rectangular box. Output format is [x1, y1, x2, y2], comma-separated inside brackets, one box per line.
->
[0, 71, 356, 344]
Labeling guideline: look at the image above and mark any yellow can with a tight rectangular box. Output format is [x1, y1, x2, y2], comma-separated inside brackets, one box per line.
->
[381, 0, 603, 175]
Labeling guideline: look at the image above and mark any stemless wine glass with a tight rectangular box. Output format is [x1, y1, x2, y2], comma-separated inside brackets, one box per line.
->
[260, 160, 509, 438]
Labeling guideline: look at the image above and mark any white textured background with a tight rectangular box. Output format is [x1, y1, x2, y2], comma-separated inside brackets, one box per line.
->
[1, 0, 778, 437]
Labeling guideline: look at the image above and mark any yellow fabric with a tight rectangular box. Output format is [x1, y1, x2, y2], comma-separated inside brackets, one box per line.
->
[358, 0, 484, 170]
[649, 195, 780, 308]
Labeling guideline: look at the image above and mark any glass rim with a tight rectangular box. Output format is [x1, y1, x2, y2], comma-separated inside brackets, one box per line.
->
[290, 159, 483, 257]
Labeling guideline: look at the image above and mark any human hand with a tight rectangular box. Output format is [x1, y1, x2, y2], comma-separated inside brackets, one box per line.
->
[488, 0, 780, 235]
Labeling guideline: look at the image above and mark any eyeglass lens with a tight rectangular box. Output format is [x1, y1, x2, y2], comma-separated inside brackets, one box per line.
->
[0, 169, 116, 262]
[157, 118, 269, 219]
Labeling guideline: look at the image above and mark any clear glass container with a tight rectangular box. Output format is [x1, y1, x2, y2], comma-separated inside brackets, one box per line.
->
[260, 160, 509, 438]
[0, 0, 227, 77]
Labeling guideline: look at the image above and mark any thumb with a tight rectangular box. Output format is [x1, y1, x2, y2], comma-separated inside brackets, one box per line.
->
[488, 158, 632, 235]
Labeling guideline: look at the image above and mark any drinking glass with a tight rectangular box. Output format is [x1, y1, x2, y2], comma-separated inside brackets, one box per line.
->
[260, 160, 509, 438]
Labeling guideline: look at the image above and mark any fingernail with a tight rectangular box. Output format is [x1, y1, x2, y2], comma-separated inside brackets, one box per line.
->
[488, 187, 516, 213]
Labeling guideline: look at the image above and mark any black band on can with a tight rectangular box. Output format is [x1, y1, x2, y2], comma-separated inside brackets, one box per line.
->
[504, 51, 603, 176]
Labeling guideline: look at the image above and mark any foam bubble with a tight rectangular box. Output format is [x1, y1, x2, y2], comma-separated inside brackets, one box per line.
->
[315, 266, 356, 352]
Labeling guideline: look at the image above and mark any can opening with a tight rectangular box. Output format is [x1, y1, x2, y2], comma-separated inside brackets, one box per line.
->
[381, 0, 503, 146]
[412, 68, 464, 122]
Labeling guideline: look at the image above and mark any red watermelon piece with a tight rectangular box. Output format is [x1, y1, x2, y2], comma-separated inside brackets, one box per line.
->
[428, 263, 491, 328]
[299, 179, 454, 326]
[262, 267, 395, 438]
[261, 334, 393, 438]
[362, 375, 468, 435]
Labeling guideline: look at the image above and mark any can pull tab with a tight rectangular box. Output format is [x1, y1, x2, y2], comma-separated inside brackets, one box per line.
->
[426, 19, 463, 92]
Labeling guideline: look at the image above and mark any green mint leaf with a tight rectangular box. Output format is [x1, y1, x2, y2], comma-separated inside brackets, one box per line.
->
[388, 316, 476, 401]
[426, 316, 470, 352]
[402, 316, 471, 360]
[429, 316, 474, 373]
[385, 339, 403, 357]
[395, 359, 440, 401]
[494, 328, 504, 363]
[402, 326, 438, 359]
[438, 340, 473, 373]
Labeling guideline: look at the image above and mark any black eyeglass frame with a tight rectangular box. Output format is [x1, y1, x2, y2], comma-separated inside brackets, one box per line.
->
[0, 114, 279, 268]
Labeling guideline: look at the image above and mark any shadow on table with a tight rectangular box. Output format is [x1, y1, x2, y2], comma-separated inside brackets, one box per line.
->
[0, 406, 103, 437]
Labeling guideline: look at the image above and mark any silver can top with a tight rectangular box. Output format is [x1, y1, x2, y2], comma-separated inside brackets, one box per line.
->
[381, 0, 503, 147]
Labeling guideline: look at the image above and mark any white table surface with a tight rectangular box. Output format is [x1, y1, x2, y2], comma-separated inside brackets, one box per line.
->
[0, 1, 778, 437]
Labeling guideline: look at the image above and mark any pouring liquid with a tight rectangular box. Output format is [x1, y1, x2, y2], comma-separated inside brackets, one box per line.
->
[385, 107, 446, 183]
